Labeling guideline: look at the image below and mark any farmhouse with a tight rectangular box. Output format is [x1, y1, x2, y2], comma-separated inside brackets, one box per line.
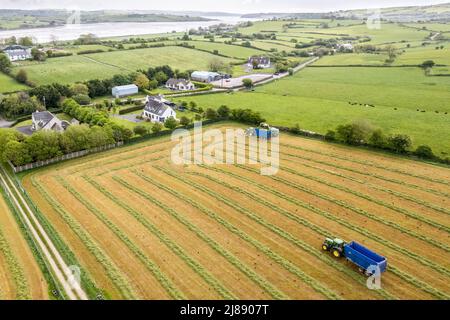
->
[191, 71, 221, 83]
[31, 111, 70, 132]
[248, 56, 271, 69]
[336, 43, 354, 52]
[112, 84, 139, 98]
[142, 95, 177, 123]
[166, 78, 196, 91]
[1, 45, 32, 61]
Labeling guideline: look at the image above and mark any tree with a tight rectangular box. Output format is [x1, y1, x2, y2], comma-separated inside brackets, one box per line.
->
[31, 48, 46, 61]
[387, 134, 412, 153]
[242, 78, 253, 89]
[336, 123, 368, 145]
[164, 117, 178, 130]
[325, 130, 336, 141]
[208, 58, 225, 72]
[70, 83, 89, 96]
[151, 122, 163, 133]
[15, 69, 28, 84]
[189, 101, 197, 111]
[154, 71, 168, 85]
[73, 94, 91, 106]
[18, 37, 33, 46]
[4, 140, 31, 166]
[205, 108, 218, 120]
[133, 125, 148, 136]
[369, 129, 387, 148]
[414, 145, 434, 159]
[0, 53, 12, 73]
[134, 73, 150, 90]
[421, 60, 435, 76]
[179, 116, 191, 126]
[385, 45, 397, 61]
[217, 105, 230, 118]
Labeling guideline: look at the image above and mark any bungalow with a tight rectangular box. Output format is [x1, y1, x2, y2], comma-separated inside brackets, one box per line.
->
[112, 84, 139, 98]
[142, 95, 177, 123]
[191, 71, 221, 83]
[166, 78, 196, 91]
[248, 56, 271, 69]
[31, 111, 70, 132]
[1, 45, 32, 61]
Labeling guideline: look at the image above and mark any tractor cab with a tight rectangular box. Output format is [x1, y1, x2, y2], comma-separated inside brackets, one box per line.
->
[322, 238, 346, 258]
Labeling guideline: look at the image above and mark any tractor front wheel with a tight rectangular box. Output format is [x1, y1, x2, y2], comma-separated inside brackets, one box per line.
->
[322, 245, 328, 251]
[332, 249, 342, 258]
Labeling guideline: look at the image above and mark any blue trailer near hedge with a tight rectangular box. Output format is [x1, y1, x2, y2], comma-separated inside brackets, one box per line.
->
[322, 238, 387, 275]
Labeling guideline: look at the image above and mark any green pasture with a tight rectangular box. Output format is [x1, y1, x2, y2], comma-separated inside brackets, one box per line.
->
[0, 73, 29, 93]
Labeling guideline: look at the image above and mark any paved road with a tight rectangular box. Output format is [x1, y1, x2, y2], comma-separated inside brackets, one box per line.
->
[0, 117, 14, 128]
[0, 166, 89, 300]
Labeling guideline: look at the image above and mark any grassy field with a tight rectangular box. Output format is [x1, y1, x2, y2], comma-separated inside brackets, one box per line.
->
[0, 73, 29, 94]
[0, 190, 48, 299]
[11, 46, 238, 85]
[177, 67, 450, 156]
[22, 123, 450, 299]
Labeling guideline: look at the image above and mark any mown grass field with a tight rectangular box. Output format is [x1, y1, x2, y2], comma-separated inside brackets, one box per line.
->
[0, 190, 48, 300]
[0, 73, 29, 93]
[179, 67, 450, 156]
[11, 46, 239, 85]
[21, 123, 450, 300]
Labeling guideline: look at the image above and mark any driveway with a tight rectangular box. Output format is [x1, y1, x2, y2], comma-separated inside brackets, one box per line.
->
[16, 125, 33, 135]
[112, 114, 143, 123]
[211, 74, 273, 89]
[0, 117, 15, 128]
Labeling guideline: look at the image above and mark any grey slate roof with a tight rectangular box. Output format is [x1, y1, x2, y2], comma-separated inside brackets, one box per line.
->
[248, 56, 270, 65]
[144, 96, 172, 116]
[32, 111, 55, 127]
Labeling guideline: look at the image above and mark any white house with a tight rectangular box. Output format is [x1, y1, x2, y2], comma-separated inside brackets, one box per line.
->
[112, 84, 139, 98]
[142, 95, 177, 123]
[336, 43, 354, 52]
[2, 45, 32, 62]
[166, 78, 195, 91]
[31, 111, 70, 132]
[247, 56, 271, 69]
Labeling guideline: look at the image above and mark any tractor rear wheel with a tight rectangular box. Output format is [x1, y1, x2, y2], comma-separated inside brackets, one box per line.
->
[332, 249, 342, 258]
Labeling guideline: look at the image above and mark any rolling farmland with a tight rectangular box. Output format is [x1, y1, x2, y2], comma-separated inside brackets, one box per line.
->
[21, 123, 450, 300]
[0, 189, 48, 299]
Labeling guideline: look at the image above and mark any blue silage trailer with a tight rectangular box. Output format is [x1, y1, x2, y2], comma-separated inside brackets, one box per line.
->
[322, 238, 387, 275]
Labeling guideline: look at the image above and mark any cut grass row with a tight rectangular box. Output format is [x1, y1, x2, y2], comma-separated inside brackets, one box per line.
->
[283, 156, 450, 217]
[236, 165, 450, 280]
[281, 143, 450, 186]
[83, 176, 237, 300]
[192, 166, 449, 299]
[209, 163, 449, 254]
[0, 224, 30, 299]
[152, 166, 343, 300]
[278, 163, 450, 235]
[142, 168, 394, 300]
[55, 176, 186, 300]
[115, 173, 288, 300]
[31, 177, 137, 300]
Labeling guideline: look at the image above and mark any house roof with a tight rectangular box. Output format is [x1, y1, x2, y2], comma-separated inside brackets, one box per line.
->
[32, 111, 55, 128]
[166, 78, 190, 86]
[112, 84, 138, 91]
[144, 96, 174, 116]
[3, 45, 30, 51]
[248, 56, 270, 65]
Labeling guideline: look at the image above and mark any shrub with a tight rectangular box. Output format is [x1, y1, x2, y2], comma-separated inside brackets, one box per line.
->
[414, 145, 434, 159]
[325, 130, 336, 141]
[164, 117, 178, 130]
[387, 134, 412, 153]
[179, 116, 191, 126]
[73, 94, 91, 106]
[151, 122, 163, 133]
[205, 108, 218, 120]
[217, 105, 230, 118]
[133, 125, 148, 136]
[369, 129, 387, 148]
[242, 78, 253, 89]
[290, 124, 301, 134]
[15, 69, 28, 84]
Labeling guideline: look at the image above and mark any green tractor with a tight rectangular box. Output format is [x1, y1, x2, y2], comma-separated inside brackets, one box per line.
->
[322, 238, 346, 258]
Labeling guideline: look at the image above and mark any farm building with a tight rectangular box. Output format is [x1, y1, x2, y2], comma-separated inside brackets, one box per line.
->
[166, 78, 195, 91]
[191, 71, 221, 83]
[1, 45, 32, 61]
[31, 111, 70, 132]
[248, 56, 271, 69]
[142, 95, 177, 123]
[112, 84, 139, 98]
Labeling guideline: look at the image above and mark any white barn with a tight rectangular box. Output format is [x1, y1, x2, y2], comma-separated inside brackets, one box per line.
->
[112, 84, 139, 98]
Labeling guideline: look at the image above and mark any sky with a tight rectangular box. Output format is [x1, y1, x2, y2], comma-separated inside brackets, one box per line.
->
[0, 0, 447, 13]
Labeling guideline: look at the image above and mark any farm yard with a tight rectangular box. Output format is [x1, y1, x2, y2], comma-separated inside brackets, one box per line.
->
[21, 123, 450, 300]
[0, 188, 48, 299]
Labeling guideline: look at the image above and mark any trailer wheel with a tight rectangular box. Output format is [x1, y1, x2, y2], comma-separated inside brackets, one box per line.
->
[332, 249, 341, 258]
[322, 245, 328, 251]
